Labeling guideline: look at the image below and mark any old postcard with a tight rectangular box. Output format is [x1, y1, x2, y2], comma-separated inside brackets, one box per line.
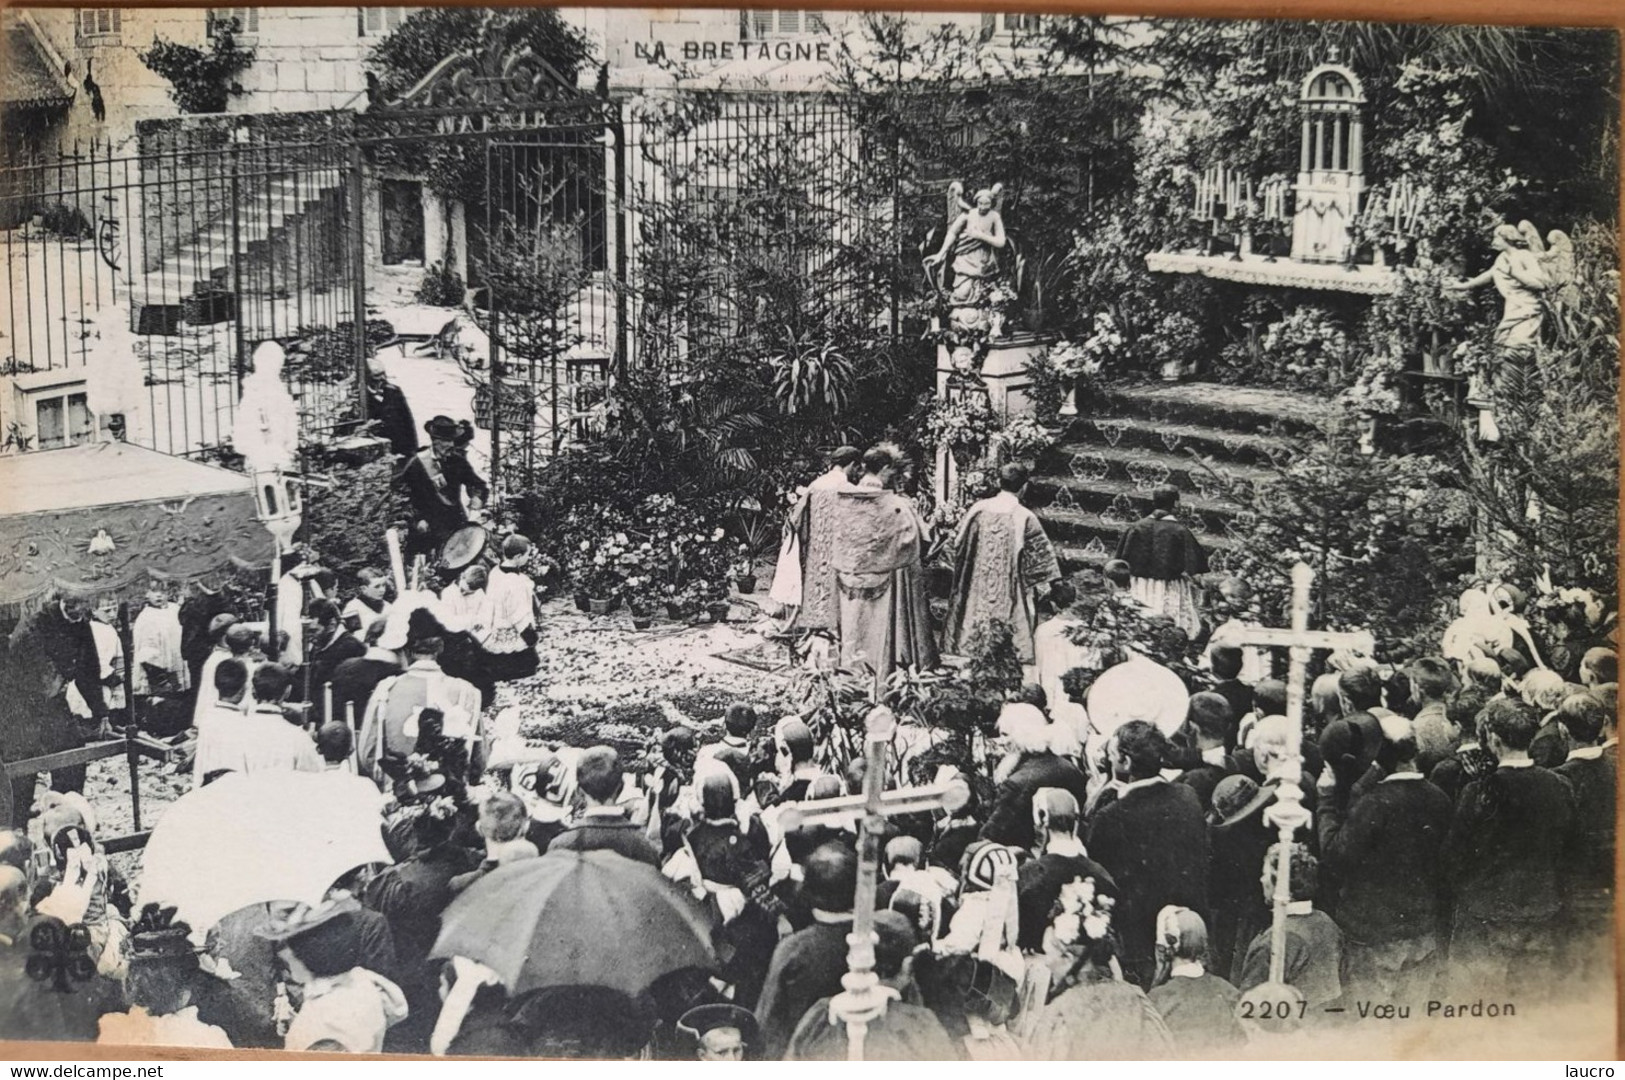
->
[0, 2, 1617, 1062]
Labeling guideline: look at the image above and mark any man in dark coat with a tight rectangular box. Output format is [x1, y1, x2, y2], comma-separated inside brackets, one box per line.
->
[363, 809, 481, 1053]
[785, 910, 958, 1061]
[1205, 646, 1253, 752]
[401, 415, 489, 560]
[178, 583, 235, 694]
[1316, 717, 1453, 1000]
[1553, 690, 1615, 987]
[1171, 692, 1237, 813]
[304, 600, 366, 717]
[979, 705, 1089, 851]
[1444, 697, 1576, 1001]
[755, 842, 857, 1061]
[365, 357, 419, 460]
[3, 595, 107, 814]
[1016, 789, 1117, 952]
[329, 618, 401, 729]
[546, 747, 660, 866]
[1087, 720, 1209, 988]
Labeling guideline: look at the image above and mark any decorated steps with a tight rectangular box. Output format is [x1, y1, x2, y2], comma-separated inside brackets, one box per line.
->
[1030, 380, 1337, 575]
[1092, 381, 1336, 436]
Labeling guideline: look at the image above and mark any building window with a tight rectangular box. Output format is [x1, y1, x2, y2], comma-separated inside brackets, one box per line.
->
[76, 9, 122, 39]
[358, 7, 409, 37]
[741, 10, 826, 40]
[35, 392, 93, 451]
[380, 179, 425, 266]
[208, 8, 259, 37]
[1002, 13, 1044, 32]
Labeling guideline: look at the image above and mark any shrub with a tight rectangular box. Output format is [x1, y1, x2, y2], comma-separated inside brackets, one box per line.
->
[414, 261, 466, 307]
[39, 203, 91, 239]
[139, 31, 255, 115]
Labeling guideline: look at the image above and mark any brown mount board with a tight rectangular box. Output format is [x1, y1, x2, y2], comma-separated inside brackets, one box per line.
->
[0, 0, 1619, 1064]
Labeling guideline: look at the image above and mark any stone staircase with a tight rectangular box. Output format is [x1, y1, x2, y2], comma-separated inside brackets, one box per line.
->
[132, 170, 348, 337]
[1028, 381, 1338, 576]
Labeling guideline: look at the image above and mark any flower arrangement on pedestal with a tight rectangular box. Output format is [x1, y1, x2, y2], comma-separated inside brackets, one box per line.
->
[1253, 306, 1351, 389]
[994, 415, 1059, 465]
[1339, 354, 1405, 456]
[986, 281, 1020, 339]
[924, 394, 1001, 468]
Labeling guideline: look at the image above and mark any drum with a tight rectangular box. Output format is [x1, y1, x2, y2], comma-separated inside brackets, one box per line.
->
[440, 524, 490, 572]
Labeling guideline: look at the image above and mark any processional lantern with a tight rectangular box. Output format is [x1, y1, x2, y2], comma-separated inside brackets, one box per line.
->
[1292, 53, 1367, 265]
[252, 470, 303, 551]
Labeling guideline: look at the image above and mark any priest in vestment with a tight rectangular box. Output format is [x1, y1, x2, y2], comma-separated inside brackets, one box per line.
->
[787, 447, 937, 691]
[766, 446, 860, 623]
[943, 463, 1062, 664]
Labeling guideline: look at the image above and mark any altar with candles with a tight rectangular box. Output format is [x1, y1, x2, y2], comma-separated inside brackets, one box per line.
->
[1145, 56, 1424, 297]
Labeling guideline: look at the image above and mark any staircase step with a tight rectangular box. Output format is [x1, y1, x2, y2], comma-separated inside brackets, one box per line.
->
[1038, 505, 1242, 550]
[1094, 381, 1335, 437]
[1038, 443, 1277, 497]
[1056, 415, 1307, 468]
[1029, 475, 1247, 530]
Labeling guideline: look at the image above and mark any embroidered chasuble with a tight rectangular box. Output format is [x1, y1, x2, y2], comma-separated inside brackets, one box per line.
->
[943, 491, 1061, 663]
[792, 488, 937, 688]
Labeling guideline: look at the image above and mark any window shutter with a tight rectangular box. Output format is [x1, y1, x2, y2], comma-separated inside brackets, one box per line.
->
[778, 10, 800, 34]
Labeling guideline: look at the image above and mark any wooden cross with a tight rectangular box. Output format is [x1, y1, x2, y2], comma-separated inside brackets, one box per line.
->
[777, 706, 969, 1061]
[1227, 562, 1375, 986]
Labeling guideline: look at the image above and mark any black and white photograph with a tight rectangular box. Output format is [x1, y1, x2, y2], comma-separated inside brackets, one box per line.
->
[0, 2, 1617, 1061]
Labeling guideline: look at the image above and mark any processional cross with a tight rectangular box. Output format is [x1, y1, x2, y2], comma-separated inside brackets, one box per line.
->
[1227, 562, 1374, 986]
[778, 706, 970, 1061]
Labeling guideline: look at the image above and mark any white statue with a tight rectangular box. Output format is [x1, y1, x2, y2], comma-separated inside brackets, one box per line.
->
[924, 182, 1009, 336]
[232, 341, 301, 474]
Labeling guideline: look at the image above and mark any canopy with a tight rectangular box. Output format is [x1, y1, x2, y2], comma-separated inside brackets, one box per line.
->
[0, 441, 274, 614]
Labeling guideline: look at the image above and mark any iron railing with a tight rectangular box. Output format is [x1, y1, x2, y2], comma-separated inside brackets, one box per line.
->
[2, 92, 925, 472]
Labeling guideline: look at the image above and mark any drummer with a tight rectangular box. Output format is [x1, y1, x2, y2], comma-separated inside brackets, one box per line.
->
[402, 416, 489, 559]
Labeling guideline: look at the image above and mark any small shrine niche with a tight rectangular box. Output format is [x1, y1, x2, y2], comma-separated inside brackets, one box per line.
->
[1293, 60, 1367, 265]
[1144, 52, 1397, 297]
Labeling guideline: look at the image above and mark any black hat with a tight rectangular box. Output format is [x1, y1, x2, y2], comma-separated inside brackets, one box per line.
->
[424, 415, 463, 439]
[255, 901, 362, 977]
[1210, 774, 1269, 829]
[128, 904, 198, 964]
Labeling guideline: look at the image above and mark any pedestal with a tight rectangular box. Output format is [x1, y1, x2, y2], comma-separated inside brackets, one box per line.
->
[935, 333, 1054, 424]
[933, 333, 1055, 507]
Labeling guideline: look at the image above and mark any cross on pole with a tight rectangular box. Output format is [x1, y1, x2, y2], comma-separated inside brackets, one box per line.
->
[1228, 562, 1374, 986]
[777, 706, 970, 1061]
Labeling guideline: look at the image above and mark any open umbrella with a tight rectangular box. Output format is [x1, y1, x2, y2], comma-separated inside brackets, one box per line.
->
[431, 849, 717, 997]
[138, 771, 391, 933]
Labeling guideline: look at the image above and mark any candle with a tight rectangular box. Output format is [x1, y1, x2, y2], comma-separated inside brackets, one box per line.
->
[324, 683, 333, 726]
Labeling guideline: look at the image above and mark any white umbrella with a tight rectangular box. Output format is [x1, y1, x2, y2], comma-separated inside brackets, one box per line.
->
[138, 771, 391, 933]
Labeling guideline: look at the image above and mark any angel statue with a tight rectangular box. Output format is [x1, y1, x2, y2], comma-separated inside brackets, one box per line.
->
[1444, 219, 1571, 442]
[924, 182, 1011, 337]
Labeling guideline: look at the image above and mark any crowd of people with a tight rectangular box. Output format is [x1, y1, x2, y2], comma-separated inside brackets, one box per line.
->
[0, 433, 1615, 1060]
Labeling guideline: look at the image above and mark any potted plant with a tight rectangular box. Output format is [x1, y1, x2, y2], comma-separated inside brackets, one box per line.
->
[625, 575, 656, 630]
[732, 550, 758, 596]
[582, 532, 633, 614]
